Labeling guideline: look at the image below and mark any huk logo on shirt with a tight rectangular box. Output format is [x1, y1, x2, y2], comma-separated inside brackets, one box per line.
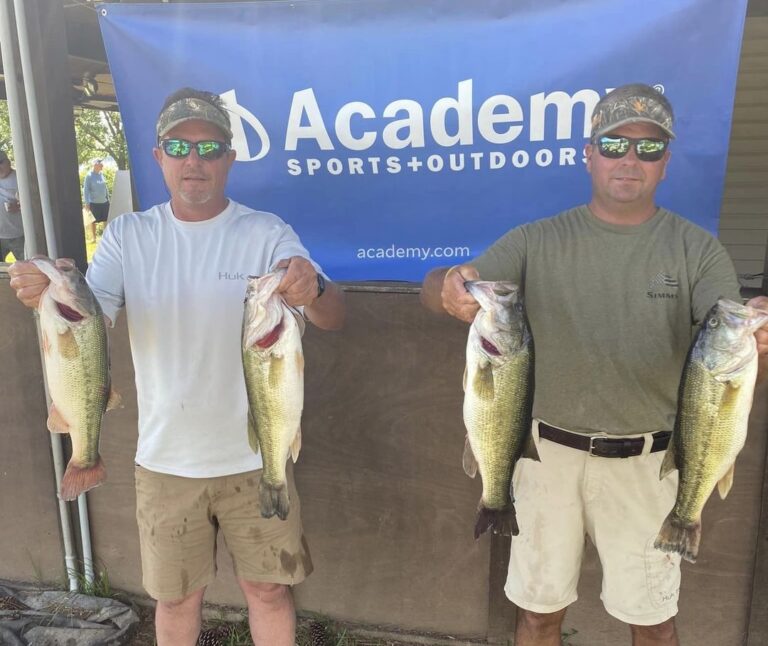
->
[218, 271, 247, 281]
[647, 272, 679, 300]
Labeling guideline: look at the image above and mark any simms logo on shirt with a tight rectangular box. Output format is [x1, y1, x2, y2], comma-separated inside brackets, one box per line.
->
[647, 272, 679, 299]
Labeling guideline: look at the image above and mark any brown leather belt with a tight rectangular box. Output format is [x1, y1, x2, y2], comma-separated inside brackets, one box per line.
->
[538, 422, 671, 458]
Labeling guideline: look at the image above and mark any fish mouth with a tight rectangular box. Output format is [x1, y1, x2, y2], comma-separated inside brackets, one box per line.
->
[55, 300, 85, 322]
[255, 319, 284, 349]
[717, 299, 768, 334]
[465, 280, 520, 312]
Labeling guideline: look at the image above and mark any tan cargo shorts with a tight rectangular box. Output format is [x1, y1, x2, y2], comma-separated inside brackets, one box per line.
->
[135, 463, 312, 601]
[505, 420, 681, 626]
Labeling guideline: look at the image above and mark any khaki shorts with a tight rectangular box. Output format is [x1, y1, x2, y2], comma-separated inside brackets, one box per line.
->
[505, 420, 681, 626]
[135, 463, 312, 601]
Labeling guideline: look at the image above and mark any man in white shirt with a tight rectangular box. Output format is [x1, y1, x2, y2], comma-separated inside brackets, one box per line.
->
[0, 149, 24, 262]
[10, 87, 345, 646]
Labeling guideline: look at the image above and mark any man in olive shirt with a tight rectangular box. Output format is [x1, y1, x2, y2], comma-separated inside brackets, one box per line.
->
[421, 84, 768, 646]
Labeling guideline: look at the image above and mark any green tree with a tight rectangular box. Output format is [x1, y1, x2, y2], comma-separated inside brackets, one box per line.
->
[0, 101, 129, 170]
[74, 108, 129, 170]
[0, 101, 15, 162]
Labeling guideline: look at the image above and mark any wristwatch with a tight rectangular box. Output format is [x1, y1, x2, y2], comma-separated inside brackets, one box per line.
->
[316, 273, 326, 298]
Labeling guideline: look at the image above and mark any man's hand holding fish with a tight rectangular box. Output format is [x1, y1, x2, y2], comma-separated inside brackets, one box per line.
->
[274, 256, 344, 330]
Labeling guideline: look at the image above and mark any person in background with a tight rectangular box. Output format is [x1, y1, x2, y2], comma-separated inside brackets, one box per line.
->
[421, 83, 768, 646]
[0, 149, 24, 262]
[83, 158, 110, 242]
[10, 87, 346, 646]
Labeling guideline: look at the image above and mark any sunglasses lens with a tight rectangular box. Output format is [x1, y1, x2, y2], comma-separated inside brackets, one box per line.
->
[597, 136, 667, 162]
[196, 141, 226, 160]
[635, 139, 667, 161]
[597, 136, 629, 158]
[162, 139, 191, 158]
[161, 139, 228, 160]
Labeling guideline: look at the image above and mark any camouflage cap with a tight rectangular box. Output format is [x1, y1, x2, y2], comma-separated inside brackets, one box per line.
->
[591, 83, 675, 140]
[156, 95, 233, 142]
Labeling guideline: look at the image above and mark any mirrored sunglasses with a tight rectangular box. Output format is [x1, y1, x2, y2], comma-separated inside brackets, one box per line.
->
[595, 135, 668, 162]
[160, 139, 230, 161]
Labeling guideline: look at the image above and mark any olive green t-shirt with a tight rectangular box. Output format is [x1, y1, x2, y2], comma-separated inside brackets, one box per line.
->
[471, 206, 741, 435]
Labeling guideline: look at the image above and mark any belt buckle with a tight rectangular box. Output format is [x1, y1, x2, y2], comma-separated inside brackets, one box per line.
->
[588, 434, 608, 457]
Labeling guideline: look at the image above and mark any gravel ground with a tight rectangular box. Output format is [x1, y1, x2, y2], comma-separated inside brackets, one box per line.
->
[123, 603, 466, 645]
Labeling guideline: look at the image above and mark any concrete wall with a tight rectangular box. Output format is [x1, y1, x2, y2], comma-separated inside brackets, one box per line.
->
[0, 275, 65, 584]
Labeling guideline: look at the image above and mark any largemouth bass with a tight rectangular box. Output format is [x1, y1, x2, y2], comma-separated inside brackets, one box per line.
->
[32, 258, 119, 501]
[242, 269, 304, 520]
[462, 281, 538, 538]
[655, 298, 768, 562]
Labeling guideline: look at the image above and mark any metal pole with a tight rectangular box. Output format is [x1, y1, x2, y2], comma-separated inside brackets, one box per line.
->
[0, 0, 38, 256]
[11, 0, 95, 587]
[0, 0, 80, 594]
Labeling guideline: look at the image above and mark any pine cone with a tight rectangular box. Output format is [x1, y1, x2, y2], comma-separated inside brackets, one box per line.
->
[309, 620, 328, 646]
[197, 624, 234, 646]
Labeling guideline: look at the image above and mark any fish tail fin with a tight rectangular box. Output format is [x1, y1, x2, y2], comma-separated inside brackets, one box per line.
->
[474, 504, 519, 539]
[717, 463, 736, 499]
[259, 480, 290, 521]
[59, 456, 106, 501]
[462, 435, 478, 478]
[654, 513, 700, 563]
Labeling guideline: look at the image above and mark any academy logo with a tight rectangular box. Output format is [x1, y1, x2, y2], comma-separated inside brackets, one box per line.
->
[220, 81, 665, 178]
[220, 89, 271, 161]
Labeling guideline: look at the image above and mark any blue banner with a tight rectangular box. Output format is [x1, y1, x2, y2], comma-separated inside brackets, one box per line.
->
[98, 0, 747, 282]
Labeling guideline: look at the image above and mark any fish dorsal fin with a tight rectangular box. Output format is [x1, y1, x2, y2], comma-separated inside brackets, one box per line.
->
[47, 404, 70, 434]
[106, 388, 122, 411]
[717, 463, 736, 499]
[522, 433, 541, 462]
[659, 442, 678, 480]
[290, 427, 302, 463]
[247, 414, 260, 455]
[462, 435, 478, 478]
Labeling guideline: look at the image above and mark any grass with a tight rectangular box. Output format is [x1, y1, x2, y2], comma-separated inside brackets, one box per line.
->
[86, 235, 98, 261]
[76, 567, 114, 598]
[56, 561, 116, 599]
